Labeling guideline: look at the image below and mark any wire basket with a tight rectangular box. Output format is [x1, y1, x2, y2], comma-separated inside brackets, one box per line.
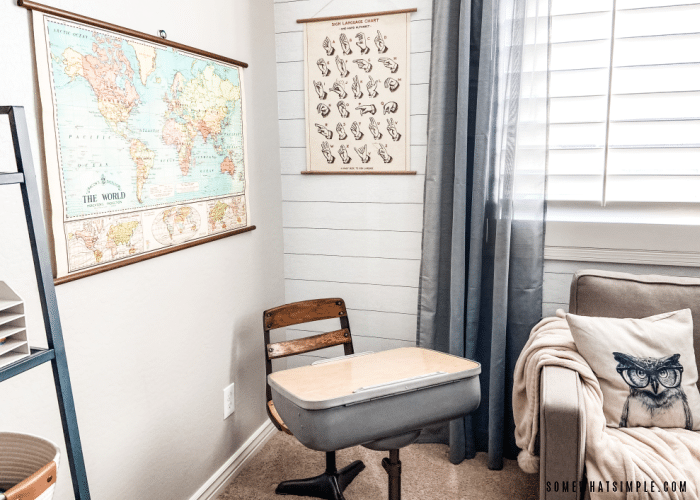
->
[0, 432, 60, 500]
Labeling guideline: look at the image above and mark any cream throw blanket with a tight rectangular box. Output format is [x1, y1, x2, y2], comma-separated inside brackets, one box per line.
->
[513, 312, 700, 499]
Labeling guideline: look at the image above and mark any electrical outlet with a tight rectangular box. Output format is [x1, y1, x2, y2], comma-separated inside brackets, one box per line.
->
[223, 383, 235, 419]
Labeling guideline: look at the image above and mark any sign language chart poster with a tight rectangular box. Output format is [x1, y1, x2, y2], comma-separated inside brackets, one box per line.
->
[302, 11, 412, 172]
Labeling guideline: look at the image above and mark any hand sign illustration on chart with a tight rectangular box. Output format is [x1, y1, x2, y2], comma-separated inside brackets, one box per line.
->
[352, 75, 363, 99]
[354, 144, 371, 163]
[337, 100, 350, 118]
[336, 123, 348, 140]
[338, 144, 351, 164]
[355, 32, 370, 54]
[376, 143, 392, 163]
[330, 80, 348, 99]
[323, 36, 335, 56]
[339, 33, 352, 55]
[317, 58, 330, 76]
[374, 31, 388, 53]
[366, 76, 379, 98]
[378, 57, 398, 73]
[335, 56, 349, 78]
[356, 104, 376, 116]
[385, 78, 399, 92]
[321, 141, 335, 163]
[369, 117, 382, 140]
[383, 101, 398, 114]
[317, 103, 331, 117]
[351, 121, 363, 140]
[315, 123, 333, 139]
[314, 81, 327, 100]
[353, 59, 372, 73]
[386, 118, 401, 141]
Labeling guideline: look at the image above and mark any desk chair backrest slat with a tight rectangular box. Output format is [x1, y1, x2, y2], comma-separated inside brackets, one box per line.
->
[267, 328, 351, 359]
[264, 297, 350, 330]
[263, 298, 355, 433]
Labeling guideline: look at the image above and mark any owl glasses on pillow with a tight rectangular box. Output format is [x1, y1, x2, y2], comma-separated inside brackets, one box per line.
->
[613, 352, 692, 430]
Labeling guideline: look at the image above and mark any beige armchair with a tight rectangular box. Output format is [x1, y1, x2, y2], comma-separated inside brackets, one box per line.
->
[539, 270, 700, 499]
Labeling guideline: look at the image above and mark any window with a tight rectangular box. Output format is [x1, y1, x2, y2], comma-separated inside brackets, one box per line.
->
[546, 0, 700, 226]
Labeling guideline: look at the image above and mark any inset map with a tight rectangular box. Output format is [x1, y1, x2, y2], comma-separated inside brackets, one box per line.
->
[207, 196, 247, 234]
[65, 215, 143, 272]
[152, 206, 201, 246]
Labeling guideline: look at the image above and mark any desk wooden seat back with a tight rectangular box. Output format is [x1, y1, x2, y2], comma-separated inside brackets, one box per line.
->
[263, 298, 355, 434]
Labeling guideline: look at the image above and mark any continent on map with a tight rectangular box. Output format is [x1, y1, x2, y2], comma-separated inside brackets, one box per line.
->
[72, 219, 104, 263]
[162, 119, 197, 176]
[163, 66, 241, 176]
[220, 156, 236, 176]
[130, 139, 155, 203]
[106, 221, 140, 257]
[61, 41, 139, 138]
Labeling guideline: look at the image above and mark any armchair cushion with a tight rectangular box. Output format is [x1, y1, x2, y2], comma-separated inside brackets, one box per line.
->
[566, 309, 700, 430]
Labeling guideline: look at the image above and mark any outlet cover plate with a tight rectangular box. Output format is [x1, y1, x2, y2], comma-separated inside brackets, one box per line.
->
[224, 383, 235, 419]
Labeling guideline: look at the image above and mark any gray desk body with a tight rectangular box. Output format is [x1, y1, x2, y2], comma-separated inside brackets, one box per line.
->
[271, 367, 480, 452]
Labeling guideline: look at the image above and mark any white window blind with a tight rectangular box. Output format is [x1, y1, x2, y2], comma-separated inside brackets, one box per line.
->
[546, 0, 700, 206]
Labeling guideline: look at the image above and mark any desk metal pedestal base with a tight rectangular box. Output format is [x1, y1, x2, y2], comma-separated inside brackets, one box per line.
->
[275, 452, 364, 500]
[382, 449, 401, 500]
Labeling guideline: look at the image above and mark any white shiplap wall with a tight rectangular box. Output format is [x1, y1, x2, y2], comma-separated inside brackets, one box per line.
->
[273, 0, 433, 368]
[543, 260, 700, 317]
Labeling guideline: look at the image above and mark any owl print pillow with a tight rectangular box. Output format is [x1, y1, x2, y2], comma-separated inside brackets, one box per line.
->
[567, 309, 700, 430]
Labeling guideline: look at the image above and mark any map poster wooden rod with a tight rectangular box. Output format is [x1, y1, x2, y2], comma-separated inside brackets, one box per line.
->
[296, 8, 417, 24]
[301, 171, 417, 175]
[17, 0, 249, 68]
[53, 226, 256, 285]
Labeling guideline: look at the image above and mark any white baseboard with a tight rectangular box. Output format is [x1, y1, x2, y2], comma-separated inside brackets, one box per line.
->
[189, 420, 277, 500]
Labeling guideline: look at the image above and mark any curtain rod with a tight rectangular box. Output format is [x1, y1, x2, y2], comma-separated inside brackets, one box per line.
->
[17, 0, 248, 68]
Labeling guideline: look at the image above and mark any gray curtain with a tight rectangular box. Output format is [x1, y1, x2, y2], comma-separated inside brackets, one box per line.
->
[417, 0, 549, 469]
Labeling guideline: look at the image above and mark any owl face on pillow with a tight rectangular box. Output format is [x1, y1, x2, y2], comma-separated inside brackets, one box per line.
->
[613, 352, 692, 430]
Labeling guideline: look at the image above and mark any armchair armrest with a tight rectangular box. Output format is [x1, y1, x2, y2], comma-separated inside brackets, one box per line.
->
[540, 365, 586, 499]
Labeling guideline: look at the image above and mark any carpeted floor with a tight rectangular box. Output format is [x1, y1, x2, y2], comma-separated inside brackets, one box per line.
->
[218, 432, 538, 500]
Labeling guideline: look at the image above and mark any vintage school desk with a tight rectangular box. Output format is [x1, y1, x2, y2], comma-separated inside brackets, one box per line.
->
[268, 346, 481, 500]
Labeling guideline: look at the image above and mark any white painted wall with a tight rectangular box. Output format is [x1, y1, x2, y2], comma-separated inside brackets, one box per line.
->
[0, 0, 284, 499]
[273, 0, 433, 368]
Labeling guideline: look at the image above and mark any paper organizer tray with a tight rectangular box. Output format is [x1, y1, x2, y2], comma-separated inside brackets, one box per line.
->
[268, 347, 481, 452]
[0, 282, 29, 369]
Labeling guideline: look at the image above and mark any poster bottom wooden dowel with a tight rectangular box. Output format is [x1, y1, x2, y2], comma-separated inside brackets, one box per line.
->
[54, 226, 256, 285]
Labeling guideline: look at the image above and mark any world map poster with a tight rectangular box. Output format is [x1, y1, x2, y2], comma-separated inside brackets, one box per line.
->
[32, 12, 250, 280]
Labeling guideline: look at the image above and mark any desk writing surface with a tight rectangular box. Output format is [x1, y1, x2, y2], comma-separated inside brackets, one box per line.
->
[268, 347, 479, 403]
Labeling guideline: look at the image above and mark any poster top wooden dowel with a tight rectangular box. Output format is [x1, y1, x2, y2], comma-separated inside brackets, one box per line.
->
[17, 0, 248, 68]
[296, 8, 417, 25]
